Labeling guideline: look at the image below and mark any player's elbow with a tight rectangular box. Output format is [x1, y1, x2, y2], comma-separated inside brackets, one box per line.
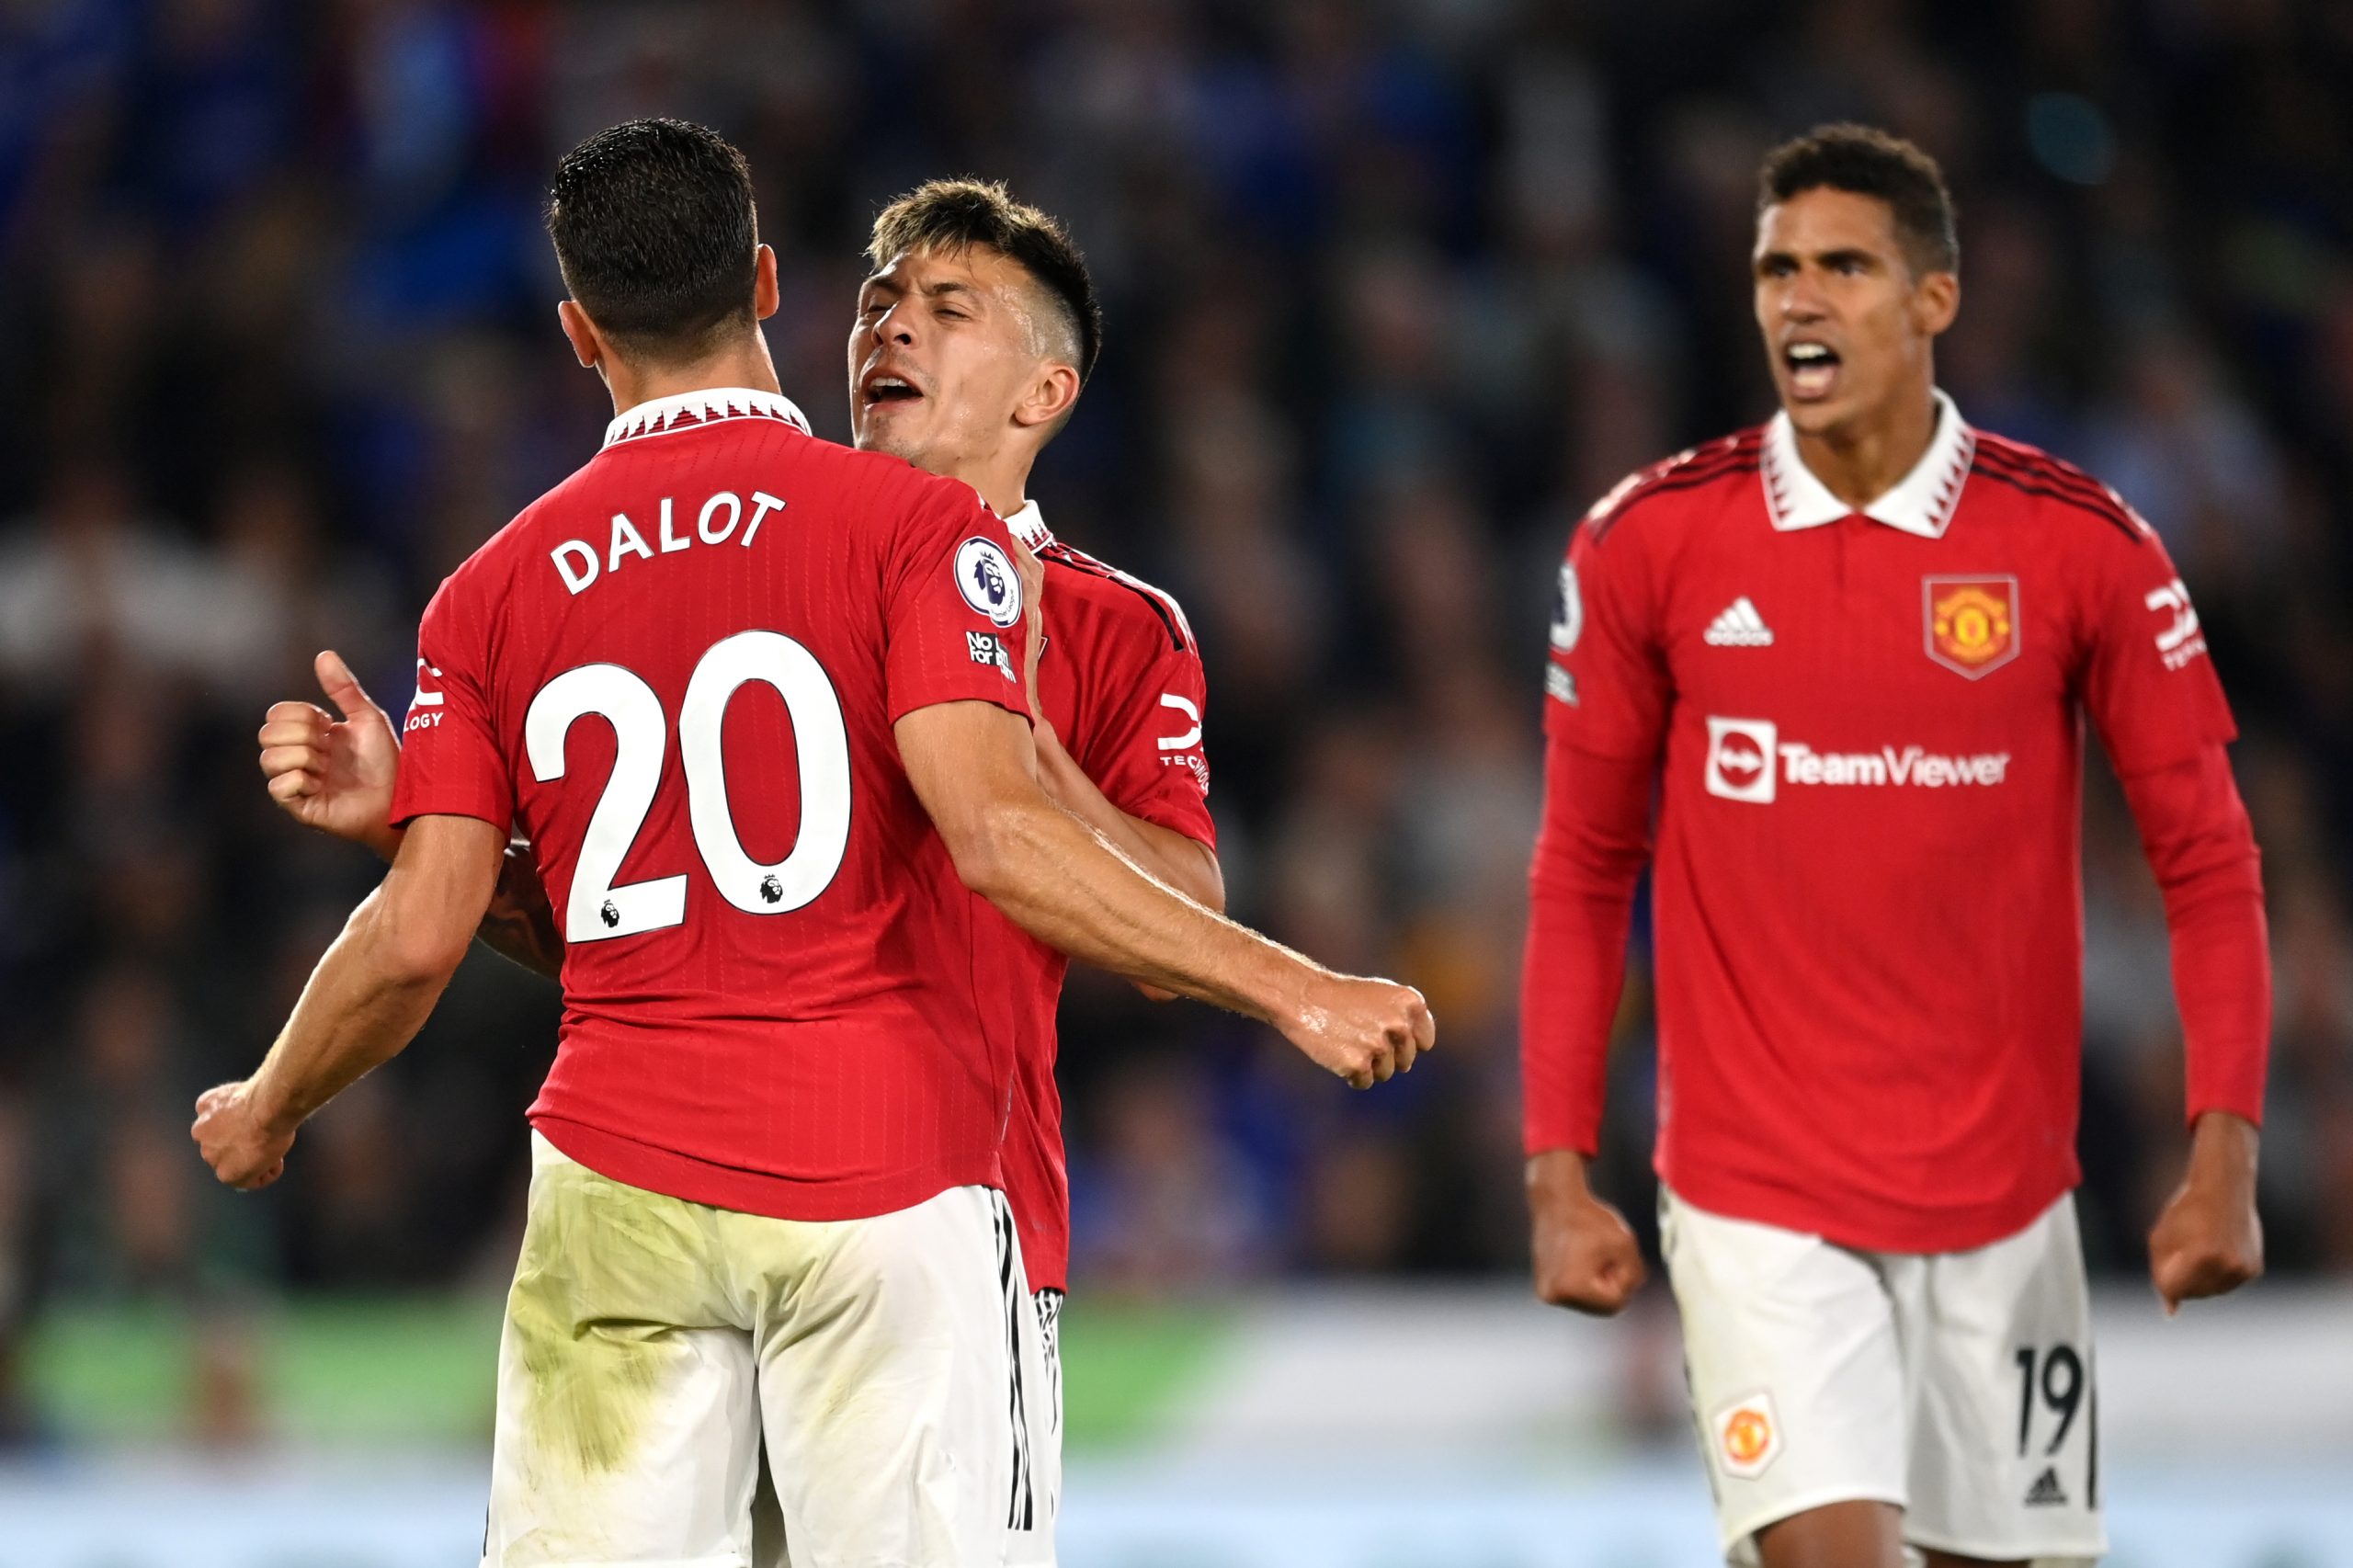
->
[1180, 848, 1226, 915]
[368, 895, 476, 985]
[938, 797, 1044, 908]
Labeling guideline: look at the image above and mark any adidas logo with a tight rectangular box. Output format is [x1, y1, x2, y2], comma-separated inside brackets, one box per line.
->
[1704, 597, 1775, 647]
[2023, 1466, 2069, 1507]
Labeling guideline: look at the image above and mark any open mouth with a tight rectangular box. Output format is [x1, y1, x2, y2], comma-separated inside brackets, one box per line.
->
[862, 373, 925, 407]
[1784, 341, 1841, 401]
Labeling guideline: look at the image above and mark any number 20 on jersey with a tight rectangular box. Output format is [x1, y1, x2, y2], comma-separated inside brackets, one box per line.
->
[526, 630, 851, 942]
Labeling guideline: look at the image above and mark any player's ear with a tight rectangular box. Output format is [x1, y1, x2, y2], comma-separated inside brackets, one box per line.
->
[752, 244, 779, 323]
[1013, 360, 1081, 434]
[557, 300, 604, 371]
[1912, 267, 1960, 339]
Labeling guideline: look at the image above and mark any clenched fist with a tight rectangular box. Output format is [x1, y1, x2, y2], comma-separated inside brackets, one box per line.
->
[1281, 973, 1435, 1088]
[191, 1080, 296, 1190]
[258, 650, 402, 858]
[1528, 1149, 1646, 1314]
[2150, 1111, 2264, 1315]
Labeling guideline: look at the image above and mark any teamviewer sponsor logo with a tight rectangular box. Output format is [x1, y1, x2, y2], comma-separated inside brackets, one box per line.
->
[1705, 716, 2012, 804]
[1705, 718, 1778, 803]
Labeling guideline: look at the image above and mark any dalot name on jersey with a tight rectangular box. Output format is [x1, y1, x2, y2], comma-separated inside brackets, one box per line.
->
[549, 489, 790, 597]
[1704, 717, 2011, 804]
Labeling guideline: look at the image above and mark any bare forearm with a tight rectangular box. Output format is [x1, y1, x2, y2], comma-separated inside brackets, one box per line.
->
[968, 795, 1308, 1023]
[373, 830, 559, 978]
[1033, 722, 1224, 911]
[247, 890, 455, 1132]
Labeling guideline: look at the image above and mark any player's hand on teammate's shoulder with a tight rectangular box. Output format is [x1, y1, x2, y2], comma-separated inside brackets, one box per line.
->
[257, 650, 403, 858]
[190, 1079, 295, 1190]
[1280, 971, 1436, 1089]
[1526, 1148, 1647, 1315]
[2148, 1110, 2264, 1314]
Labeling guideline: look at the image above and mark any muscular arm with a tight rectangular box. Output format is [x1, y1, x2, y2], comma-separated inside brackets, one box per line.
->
[895, 699, 1427, 1086]
[1031, 720, 1224, 911]
[194, 813, 506, 1187]
[308, 826, 562, 980]
[1032, 717, 1222, 1003]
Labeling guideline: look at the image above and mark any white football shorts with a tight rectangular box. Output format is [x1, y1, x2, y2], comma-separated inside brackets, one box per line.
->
[482, 1131, 1053, 1568]
[1004, 1288, 1065, 1567]
[1662, 1186, 2105, 1567]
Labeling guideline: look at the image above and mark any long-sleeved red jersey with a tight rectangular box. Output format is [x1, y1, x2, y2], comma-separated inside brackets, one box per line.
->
[1521, 394, 2268, 1254]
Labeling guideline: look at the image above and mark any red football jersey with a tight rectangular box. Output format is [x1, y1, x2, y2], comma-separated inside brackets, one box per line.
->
[1525, 394, 2251, 1253]
[389, 388, 1035, 1222]
[994, 501, 1216, 1291]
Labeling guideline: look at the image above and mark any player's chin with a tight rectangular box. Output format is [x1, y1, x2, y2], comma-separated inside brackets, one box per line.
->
[852, 407, 926, 460]
[1781, 388, 1864, 441]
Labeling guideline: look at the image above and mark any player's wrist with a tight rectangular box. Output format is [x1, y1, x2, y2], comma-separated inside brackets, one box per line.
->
[2186, 1109, 2259, 1186]
[1526, 1146, 1596, 1199]
[243, 1074, 305, 1141]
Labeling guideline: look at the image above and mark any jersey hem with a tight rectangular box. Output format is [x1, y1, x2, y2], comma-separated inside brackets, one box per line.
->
[888, 686, 1034, 730]
[1659, 1161, 2077, 1256]
[388, 796, 513, 835]
[532, 1114, 1002, 1223]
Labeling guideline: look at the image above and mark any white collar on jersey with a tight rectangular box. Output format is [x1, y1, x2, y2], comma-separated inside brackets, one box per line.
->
[1003, 499, 1053, 551]
[602, 387, 813, 449]
[1761, 388, 1977, 540]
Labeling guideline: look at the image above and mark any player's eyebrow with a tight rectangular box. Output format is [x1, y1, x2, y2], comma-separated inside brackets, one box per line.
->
[1755, 245, 1882, 274]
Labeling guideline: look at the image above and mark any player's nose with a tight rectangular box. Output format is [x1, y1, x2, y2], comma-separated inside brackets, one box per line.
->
[864, 302, 916, 348]
[1779, 275, 1828, 321]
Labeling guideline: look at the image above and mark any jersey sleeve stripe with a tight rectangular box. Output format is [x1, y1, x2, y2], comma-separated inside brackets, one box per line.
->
[1586, 431, 1765, 528]
[1968, 454, 2146, 544]
[1043, 548, 1195, 653]
[1969, 441, 2128, 508]
[1589, 455, 1763, 542]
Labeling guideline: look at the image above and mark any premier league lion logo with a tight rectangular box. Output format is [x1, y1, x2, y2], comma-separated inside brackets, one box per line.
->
[972, 552, 1007, 610]
[953, 537, 1024, 628]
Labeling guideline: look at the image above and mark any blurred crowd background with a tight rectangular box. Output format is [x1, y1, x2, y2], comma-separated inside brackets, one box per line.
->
[2, 0, 2351, 1445]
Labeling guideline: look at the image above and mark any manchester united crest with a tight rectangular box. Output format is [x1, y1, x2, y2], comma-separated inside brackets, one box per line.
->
[1924, 575, 2020, 678]
[1713, 1392, 1782, 1479]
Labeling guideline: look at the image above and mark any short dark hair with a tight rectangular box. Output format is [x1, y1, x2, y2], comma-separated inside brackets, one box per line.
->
[1758, 123, 1959, 276]
[546, 119, 759, 359]
[866, 178, 1102, 383]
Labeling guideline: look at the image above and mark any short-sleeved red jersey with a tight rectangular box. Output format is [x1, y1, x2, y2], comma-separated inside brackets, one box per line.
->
[992, 501, 1215, 1291]
[389, 388, 1035, 1222]
[1525, 394, 2250, 1253]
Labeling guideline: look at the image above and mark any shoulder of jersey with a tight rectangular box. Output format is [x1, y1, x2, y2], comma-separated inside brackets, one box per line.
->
[1582, 428, 1766, 544]
[1040, 540, 1199, 655]
[803, 438, 984, 507]
[1966, 429, 2155, 546]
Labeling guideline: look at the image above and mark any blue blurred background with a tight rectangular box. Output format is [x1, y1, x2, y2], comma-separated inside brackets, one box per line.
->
[1, 0, 2350, 1562]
